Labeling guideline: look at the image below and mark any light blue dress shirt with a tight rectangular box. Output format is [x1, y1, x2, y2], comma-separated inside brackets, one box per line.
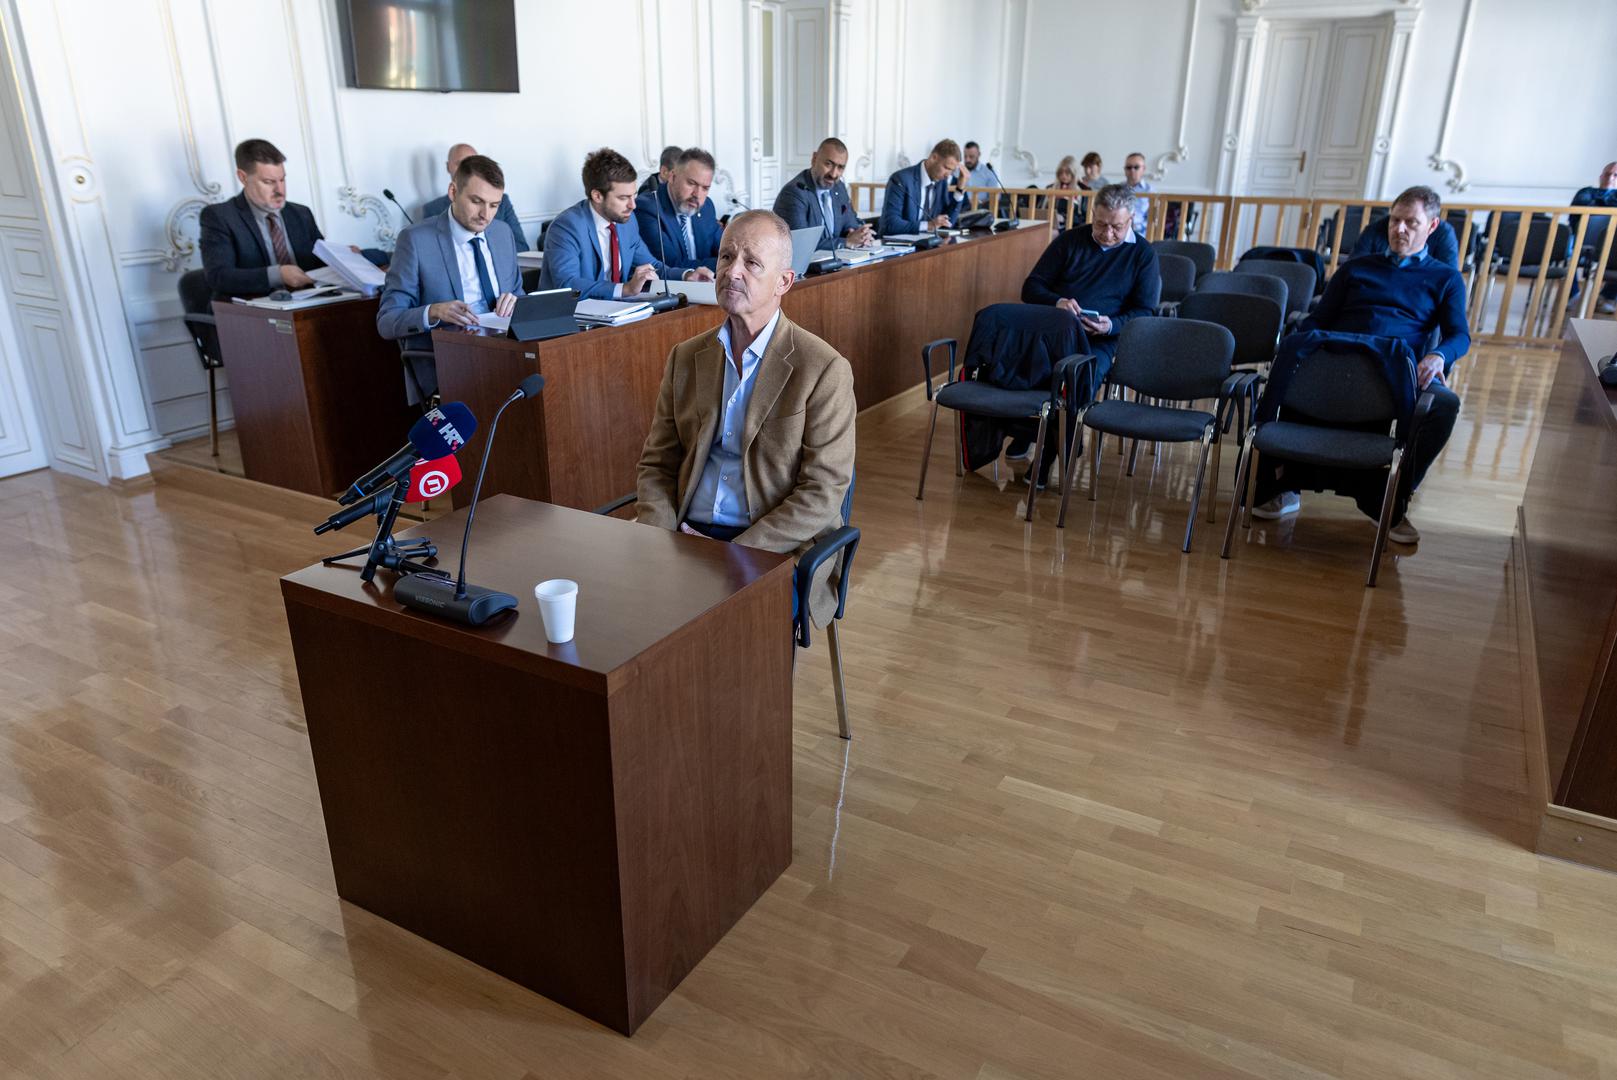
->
[688, 310, 782, 527]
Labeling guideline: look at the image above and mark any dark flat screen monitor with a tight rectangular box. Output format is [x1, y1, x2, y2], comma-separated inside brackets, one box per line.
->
[341, 1, 519, 93]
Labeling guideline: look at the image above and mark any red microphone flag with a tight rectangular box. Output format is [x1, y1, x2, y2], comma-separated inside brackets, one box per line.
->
[405, 455, 462, 502]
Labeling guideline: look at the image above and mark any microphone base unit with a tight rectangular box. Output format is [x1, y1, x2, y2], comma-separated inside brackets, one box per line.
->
[393, 572, 518, 627]
[644, 292, 687, 314]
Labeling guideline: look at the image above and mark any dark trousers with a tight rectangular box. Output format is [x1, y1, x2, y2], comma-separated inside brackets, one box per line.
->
[1256, 385, 1460, 520]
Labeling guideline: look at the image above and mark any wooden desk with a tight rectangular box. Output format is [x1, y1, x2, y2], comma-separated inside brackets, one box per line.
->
[1517, 319, 1617, 871]
[433, 223, 1051, 510]
[279, 495, 794, 1034]
[213, 297, 416, 497]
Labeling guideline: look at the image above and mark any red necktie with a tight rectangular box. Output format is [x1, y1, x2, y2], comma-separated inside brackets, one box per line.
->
[608, 222, 621, 283]
[267, 212, 294, 265]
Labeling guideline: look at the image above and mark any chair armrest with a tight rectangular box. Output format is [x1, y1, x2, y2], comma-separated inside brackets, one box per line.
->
[920, 338, 958, 400]
[399, 348, 436, 363]
[181, 311, 217, 328]
[1052, 352, 1099, 410]
[1402, 389, 1437, 449]
[592, 492, 638, 516]
[794, 525, 861, 647]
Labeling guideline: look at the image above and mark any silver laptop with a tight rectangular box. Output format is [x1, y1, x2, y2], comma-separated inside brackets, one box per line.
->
[789, 226, 823, 276]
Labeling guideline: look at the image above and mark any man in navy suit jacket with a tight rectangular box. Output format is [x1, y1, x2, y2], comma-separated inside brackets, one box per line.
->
[421, 143, 528, 250]
[634, 147, 722, 273]
[377, 155, 523, 401]
[880, 139, 964, 236]
[541, 147, 712, 300]
[199, 139, 328, 298]
[773, 136, 874, 251]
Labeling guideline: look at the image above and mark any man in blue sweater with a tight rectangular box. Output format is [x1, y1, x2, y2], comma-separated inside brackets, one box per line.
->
[1256, 184, 1470, 544]
[1572, 162, 1617, 313]
[1021, 183, 1162, 383]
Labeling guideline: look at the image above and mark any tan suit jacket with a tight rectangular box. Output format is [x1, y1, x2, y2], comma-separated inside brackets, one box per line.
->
[636, 313, 856, 625]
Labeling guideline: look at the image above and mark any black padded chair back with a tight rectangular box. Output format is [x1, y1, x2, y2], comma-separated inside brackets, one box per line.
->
[178, 269, 222, 369]
[1281, 346, 1399, 426]
[1491, 213, 1572, 271]
[1177, 291, 1282, 369]
[1195, 270, 1287, 315]
[1234, 259, 1315, 318]
[1156, 253, 1196, 304]
[1152, 239, 1215, 281]
[1324, 205, 1368, 254]
[1109, 317, 1235, 402]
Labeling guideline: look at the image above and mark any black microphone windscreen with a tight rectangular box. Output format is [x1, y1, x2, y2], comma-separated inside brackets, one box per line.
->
[518, 374, 545, 399]
[409, 401, 478, 457]
[383, 188, 396, 200]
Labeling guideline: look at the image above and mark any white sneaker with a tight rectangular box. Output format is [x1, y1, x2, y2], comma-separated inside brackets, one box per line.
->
[1599, 298, 1616, 315]
[1251, 491, 1300, 519]
[1387, 516, 1420, 544]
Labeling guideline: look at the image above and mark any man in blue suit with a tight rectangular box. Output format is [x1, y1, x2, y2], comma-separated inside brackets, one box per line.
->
[880, 139, 964, 236]
[421, 143, 528, 250]
[773, 137, 873, 251]
[634, 147, 722, 273]
[541, 147, 712, 300]
[377, 155, 523, 402]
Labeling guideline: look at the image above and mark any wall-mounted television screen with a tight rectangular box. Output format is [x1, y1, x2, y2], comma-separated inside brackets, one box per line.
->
[340, 0, 519, 93]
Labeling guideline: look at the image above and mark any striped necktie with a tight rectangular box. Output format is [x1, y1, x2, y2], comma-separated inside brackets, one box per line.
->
[267, 212, 293, 265]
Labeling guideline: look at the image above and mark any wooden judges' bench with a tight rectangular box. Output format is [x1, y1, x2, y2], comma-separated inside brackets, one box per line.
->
[1517, 318, 1617, 874]
[433, 222, 1052, 511]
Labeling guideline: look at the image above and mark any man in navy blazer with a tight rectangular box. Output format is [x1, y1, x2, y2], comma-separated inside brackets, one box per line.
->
[634, 147, 722, 273]
[773, 137, 874, 251]
[880, 139, 964, 236]
[199, 139, 328, 299]
[541, 147, 712, 300]
[377, 155, 523, 402]
[421, 143, 528, 250]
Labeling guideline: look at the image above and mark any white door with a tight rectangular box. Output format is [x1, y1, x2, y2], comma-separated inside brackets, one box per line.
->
[779, 0, 829, 186]
[0, 25, 51, 479]
[746, 1, 783, 208]
[1245, 23, 1328, 199]
[1308, 19, 1389, 200]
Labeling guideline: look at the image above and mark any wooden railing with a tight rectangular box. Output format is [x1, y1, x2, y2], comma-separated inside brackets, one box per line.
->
[847, 182, 1617, 344]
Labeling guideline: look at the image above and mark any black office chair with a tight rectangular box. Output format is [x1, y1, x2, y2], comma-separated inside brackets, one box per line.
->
[1221, 344, 1435, 587]
[594, 479, 861, 739]
[1153, 239, 1215, 282]
[177, 270, 224, 457]
[1062, 318, 1243, 551]
[1176, 290, 1282, 439]
[399, 344, 439, 409]
[1239, 246, 1327, 295]
[916, 305, 1095, 521]
[1484, 215, 1573, 334]
[1234, 258, 1316, 326]
[1194, 270, 1289, 322]
[1156, 253, 1197, 314]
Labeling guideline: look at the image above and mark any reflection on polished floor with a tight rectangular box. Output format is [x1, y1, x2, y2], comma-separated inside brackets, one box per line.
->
[3, 339, 1616, 1078]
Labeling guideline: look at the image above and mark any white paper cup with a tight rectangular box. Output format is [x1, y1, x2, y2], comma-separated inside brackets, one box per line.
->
[534, 579, 578, 643]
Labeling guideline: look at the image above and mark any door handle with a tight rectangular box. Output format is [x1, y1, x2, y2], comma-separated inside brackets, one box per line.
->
[1298, 150, 1307, 174]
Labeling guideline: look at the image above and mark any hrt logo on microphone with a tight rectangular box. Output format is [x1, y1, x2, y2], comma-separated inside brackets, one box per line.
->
[406, 455, 462, 502]
[424, 407, 468, 452]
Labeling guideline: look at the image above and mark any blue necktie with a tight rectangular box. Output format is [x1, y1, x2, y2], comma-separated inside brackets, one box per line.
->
[469, 235, 496, 309]
[819, 189, 835, 236]
[679, 214, 696, 261]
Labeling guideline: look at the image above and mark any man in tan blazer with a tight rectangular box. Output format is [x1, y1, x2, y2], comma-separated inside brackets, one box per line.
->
[636, 209, 856, 625]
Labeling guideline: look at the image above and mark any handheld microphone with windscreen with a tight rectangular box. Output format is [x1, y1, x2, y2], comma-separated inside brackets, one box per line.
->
[405, 455, 463, 503]
[339, 402, 477, 506]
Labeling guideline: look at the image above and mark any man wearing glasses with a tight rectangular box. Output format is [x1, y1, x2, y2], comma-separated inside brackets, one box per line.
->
[1021, 184, 1162, 385]
[1121, 152, 1153, 235]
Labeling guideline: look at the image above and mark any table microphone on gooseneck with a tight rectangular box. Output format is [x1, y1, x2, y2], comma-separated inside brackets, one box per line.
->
[382, 188, 414, 225]
[645, 183, 688, 314]
[393, 374, 545, 627]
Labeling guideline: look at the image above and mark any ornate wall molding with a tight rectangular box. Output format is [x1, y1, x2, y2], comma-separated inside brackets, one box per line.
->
[1426, 0, 1475, 192]
[1147, 0, 1201, 182]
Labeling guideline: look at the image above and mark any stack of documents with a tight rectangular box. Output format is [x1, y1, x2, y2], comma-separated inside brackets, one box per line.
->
[312, 240, 387, 296]
[575, 298, 653, 327]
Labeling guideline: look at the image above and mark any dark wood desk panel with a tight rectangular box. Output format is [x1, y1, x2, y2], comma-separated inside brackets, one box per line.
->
[280, 496, 793, 1033]
[433, 224, 1051, 511]
[1520, 320, 1617, 815]
[213, 298, 415, 496]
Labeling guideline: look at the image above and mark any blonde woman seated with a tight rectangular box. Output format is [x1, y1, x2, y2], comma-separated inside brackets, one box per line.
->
[1035, 155, 1086, 230]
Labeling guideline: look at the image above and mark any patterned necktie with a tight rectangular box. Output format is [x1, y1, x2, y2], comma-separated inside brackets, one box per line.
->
[469, 236, 496, 307]
[680, 214, 696, 261]
[266, 212, 293, 265]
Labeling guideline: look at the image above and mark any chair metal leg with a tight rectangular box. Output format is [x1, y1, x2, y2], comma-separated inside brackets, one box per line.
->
[1241, 446, 1261, 529]
[916, 400, 941, 499]
[1366, 449, 1403, 588]
[208, 367, 219, 458]
[1221, 432, 1251, 559]
[1182, 426, 1214, 553]
[828, 620, 850, 740]
[1127, 437, 1140, 476]
[1025, 404, 1050, 521]
[953, 406, 964, 477]
[1057, 414, 1085, 529]
[1206, 432, 1222, 524]
[1088, 424, 1101, 501]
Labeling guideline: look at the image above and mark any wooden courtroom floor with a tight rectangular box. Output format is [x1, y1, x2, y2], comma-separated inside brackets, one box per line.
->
[3, 338, 1617, 1079]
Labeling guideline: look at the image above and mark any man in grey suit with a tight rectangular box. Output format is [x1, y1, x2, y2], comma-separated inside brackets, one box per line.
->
[421, 143, 528, 250]
[377, 154, 522, 402]
[772, 137, 874, 252]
